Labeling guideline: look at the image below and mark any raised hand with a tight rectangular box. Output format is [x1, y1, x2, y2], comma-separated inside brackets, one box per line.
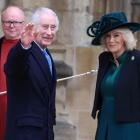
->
[21, 23, 39, 49]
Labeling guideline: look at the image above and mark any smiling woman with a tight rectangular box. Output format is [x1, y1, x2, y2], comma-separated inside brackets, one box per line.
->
[104, 30, 125, 59]
[87, 12, 140, 140]
[100, 28, 137, 51]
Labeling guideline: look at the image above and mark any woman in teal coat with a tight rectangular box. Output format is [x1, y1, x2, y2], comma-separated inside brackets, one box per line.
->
[87, 12, 140, 140]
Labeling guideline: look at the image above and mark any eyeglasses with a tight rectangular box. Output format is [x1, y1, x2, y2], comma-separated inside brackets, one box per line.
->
[2, 21, 24, 27]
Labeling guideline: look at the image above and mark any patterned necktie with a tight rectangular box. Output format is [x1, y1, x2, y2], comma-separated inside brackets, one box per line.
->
[42, 50, 52, 75]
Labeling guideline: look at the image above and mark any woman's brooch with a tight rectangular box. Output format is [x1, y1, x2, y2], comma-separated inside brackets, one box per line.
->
[131, 56, 135, 61]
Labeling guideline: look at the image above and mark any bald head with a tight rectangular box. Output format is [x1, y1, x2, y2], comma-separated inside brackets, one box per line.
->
[2, 6, 25, 21]
[1, 6, 25, 40]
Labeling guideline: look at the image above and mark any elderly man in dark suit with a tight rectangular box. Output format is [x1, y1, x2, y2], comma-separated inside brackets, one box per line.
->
[4, 7, 59, 140]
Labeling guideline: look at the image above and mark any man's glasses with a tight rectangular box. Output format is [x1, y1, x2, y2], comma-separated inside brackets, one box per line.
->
[2, 21, 24, 27]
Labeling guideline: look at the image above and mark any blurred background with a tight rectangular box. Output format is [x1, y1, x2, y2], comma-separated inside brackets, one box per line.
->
[0, 0, 140, 140]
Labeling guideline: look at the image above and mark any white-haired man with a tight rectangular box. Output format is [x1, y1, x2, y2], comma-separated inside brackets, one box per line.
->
[4, 7, 59, 140]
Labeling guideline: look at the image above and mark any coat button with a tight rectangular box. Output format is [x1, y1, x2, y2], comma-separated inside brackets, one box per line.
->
[43, 85, 46, 90]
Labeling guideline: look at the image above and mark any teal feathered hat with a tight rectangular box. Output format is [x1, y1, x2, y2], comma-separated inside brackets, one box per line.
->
[87, 12, 140, 45]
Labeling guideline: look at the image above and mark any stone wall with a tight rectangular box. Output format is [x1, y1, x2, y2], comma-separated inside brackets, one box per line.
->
[1, 0, 139, 140]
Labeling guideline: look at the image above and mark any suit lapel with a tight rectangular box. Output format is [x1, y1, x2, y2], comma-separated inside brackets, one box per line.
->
[31, 42, 57, 105]
[45, 47, 57, 105]
[31, 42, 53, 90]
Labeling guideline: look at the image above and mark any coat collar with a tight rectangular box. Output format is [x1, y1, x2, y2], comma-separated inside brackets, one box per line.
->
[97, 50, 135, 93]
[31, 42, 53, 90]
[97, 52, 111, 85]
[116, 50, 135, 92]
[97, 50, 135, 90]
[30, 41, 57, 105]
[32, 41, 56, 81]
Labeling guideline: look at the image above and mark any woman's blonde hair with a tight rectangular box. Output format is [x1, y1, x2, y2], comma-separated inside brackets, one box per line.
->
[100, 28, 137, 51]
